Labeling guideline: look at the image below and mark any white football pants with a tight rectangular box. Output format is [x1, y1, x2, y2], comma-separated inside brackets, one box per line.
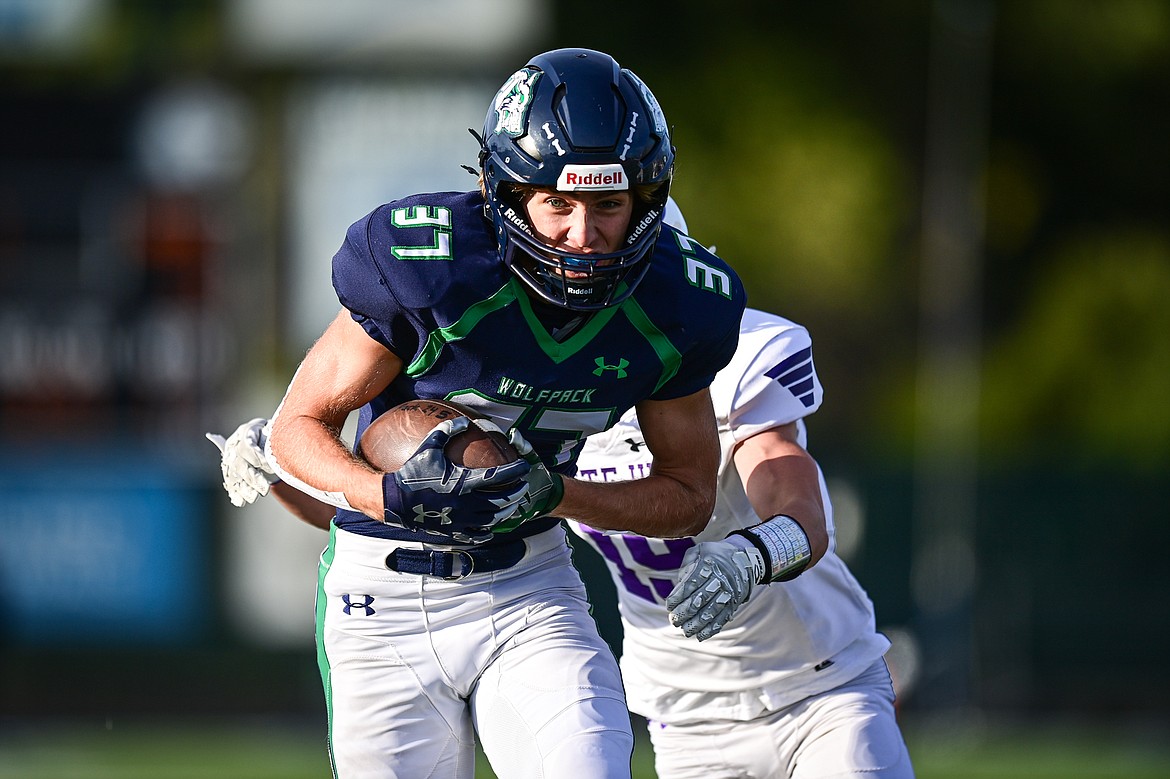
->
[647, 659, 914, 778]
[317, 524, 633, 778]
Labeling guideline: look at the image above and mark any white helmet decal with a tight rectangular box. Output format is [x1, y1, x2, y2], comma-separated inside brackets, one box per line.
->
[492, 69, 541, 137]
[557, 164, 628, 191]
[625, 70, 667, 134]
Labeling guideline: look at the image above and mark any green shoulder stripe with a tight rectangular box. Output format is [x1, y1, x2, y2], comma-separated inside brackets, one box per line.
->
[405, 281, 519, 377]
[619, 296, 682, 393]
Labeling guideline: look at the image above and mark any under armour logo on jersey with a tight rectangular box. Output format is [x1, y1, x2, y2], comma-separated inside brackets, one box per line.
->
[764, 347, 817, 408]
[625, 438, 646, 452]
[413, 505, 452, 525]
[341, 594, 376, 616]
[593, 357, 629, 378]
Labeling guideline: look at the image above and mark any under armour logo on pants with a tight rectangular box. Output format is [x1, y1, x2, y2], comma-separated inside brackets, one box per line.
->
[342, 594, 376, 616]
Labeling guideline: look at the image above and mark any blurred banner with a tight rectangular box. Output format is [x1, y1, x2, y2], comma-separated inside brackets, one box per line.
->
[0, 450, 209, 645]
[0, 0, 550, 655]
[284, 81, 495, 348]
[227, 0, 548, 66]
[0, 0, 110, 59]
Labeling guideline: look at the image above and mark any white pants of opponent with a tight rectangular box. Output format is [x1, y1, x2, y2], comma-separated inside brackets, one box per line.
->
[647, 659, 914, 779]
[317, 523, 633, 779]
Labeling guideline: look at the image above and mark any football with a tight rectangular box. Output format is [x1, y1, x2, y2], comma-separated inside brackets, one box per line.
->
[357, 398, 519, 472]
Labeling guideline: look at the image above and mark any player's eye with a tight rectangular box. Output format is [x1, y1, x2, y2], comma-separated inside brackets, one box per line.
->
[595, 195, 630, 212]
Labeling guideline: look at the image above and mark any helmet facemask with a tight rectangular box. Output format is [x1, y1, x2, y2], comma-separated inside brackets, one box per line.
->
[489, 182, 667, 311]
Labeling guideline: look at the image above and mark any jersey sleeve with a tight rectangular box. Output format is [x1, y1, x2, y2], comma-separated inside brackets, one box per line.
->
[647, 240, 747, 401]
[330, 206, 419, 357]
[718, 319, 823, 445]
[650, 314, 741, 401]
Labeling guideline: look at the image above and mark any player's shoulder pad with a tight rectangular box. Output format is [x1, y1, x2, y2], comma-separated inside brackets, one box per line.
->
[331, 191, 500, 317]
[624, 229, 745, 399]
[737, 308, 813, 354]
[645, 227, 746, 326]
[714, 308, 822, 423]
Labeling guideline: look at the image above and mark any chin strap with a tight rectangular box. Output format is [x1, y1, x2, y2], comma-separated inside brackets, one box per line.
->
[729, 514, 812, 583]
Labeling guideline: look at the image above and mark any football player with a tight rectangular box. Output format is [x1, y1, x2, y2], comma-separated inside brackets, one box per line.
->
[570, 304, 915, 778]
[214, 200, 914, 777]
[215, 49, 745, 779]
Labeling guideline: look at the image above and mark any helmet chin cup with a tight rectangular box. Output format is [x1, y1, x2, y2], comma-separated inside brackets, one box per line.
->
[480, 48, 674, 310]
[503, 230, 658, 311]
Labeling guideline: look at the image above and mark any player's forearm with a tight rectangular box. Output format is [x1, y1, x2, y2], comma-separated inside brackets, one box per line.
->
[568, 389, 719, 537]
[741, 448, 829, 566]
[268, 413, 384, 520]
[557, 471, 715, 538]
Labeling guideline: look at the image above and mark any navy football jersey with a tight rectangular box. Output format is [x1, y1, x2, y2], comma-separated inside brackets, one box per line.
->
[330, 190, 746, 543]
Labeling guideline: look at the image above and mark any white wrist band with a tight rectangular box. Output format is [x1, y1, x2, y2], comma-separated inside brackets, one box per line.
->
[732, 514, 811, 582]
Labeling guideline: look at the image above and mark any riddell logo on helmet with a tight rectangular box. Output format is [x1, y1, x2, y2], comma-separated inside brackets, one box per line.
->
[557, 164, 628, 191]
[626, 207, 661, 245]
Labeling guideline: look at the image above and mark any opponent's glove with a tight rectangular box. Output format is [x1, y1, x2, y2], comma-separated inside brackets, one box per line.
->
[383, 417, 532, 544]
[206, 418, 280, 507]
[486, 428, 565, 534]
[666, 514, 812, 641]
[665, 537, 756, 641]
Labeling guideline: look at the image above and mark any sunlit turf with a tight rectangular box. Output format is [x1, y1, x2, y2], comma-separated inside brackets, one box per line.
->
[903, 717, 1170, 779]
[1, 716, 1167, 779]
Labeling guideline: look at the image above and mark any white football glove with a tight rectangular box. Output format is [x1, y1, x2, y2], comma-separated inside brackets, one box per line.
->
[206, 417, 280, 507]
[665, 536, 757, 641]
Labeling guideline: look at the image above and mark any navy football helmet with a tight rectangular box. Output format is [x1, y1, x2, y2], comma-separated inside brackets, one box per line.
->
[480, 48, 675, 311]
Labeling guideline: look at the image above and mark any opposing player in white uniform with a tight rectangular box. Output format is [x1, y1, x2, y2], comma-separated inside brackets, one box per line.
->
[570, 304, 915, 777]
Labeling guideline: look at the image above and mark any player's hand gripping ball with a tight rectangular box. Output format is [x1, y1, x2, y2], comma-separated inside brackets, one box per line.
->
[361, 400, 532, 544]
[494, 427, 565, 533]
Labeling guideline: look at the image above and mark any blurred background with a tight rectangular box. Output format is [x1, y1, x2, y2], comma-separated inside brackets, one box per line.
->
[1, 0, 1168, 775]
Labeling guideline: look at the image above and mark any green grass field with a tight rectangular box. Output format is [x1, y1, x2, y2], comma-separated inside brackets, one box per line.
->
[1, 716, 1168, 778]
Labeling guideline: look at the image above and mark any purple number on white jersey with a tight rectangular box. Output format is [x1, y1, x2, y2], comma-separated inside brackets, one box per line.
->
[577, 525, 694, 604]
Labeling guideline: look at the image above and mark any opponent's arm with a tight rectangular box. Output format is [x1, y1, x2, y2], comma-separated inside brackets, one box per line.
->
[208, 417, 335, 531]
[666, 421, 828, 641]
[554, 388, 720, 538]
[733, 422, 829, 566]
[269, 482, 336, 532]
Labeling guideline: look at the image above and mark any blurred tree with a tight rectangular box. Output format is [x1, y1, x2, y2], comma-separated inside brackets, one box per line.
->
[559, 1, 1170, 472]
[980, 228, 1170, 468]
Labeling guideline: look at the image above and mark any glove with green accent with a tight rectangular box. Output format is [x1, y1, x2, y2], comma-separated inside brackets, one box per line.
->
[493, 428, 565, 533]
[384, 417, 532, 544]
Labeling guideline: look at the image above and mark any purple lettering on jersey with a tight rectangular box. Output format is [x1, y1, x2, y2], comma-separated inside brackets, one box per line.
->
[626, 463, 651, 480]
[586, 530, 656, 602]
[577, 466, 619, 482]
[577, 525, 695, 604]
[624, 535, 692, 569]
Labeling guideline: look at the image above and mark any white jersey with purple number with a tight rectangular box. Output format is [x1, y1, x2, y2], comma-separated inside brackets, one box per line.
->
[569, 308, 891, 725]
